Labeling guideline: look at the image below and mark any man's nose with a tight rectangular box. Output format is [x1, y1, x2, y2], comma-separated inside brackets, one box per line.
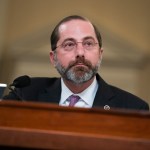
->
[75, 43, 85, 57]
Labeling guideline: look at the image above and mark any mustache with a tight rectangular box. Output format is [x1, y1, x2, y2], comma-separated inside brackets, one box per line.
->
[67, 57, 92, 70]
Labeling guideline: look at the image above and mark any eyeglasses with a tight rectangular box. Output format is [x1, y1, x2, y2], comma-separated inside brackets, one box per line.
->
[55, 39, 99, 51]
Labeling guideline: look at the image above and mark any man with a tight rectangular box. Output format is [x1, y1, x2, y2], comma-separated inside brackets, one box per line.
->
[3, 15, 149, 111]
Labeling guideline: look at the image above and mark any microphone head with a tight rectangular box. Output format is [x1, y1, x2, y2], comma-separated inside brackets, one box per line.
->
[12, 75, 31, 88]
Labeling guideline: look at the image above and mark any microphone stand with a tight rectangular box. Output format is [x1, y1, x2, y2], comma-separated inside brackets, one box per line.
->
[8, 84, 24, 101]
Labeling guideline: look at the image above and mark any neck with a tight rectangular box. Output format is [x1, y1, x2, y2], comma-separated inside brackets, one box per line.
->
[63, 77, 95, 94]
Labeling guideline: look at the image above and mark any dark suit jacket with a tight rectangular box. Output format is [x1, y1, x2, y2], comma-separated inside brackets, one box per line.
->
[3, 74, 149, 111]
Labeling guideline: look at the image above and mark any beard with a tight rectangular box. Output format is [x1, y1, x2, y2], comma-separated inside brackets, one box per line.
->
[54, 55, 101, 84]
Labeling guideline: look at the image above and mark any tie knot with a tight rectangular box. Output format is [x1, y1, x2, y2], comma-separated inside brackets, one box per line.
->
[68, 95, 80, 106]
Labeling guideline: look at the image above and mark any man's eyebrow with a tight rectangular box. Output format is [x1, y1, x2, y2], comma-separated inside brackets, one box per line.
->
[62, 38, 76, 43]
[83, 36, 95, 41]
[62, 36, 96, 43]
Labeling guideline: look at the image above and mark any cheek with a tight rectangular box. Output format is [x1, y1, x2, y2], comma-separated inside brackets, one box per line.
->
[56, 52, 74, 67]
[86, 52, 101, 65]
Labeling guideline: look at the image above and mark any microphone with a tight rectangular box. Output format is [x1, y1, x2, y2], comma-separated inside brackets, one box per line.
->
[10, 75, 31, 88]
[9, 75, 31, 100]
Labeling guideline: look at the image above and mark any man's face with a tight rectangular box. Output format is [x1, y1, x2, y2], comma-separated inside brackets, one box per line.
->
[50, 19, 103, 84]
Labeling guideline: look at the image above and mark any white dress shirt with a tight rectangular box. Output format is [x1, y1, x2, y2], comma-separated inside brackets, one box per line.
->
[59, 77, 98, 108]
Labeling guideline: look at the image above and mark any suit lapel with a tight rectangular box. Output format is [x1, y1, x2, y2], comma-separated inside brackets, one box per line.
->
[93, 74, 115, 108]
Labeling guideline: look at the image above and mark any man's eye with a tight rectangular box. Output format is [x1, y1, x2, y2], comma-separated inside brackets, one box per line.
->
[63, 42, 75, 48]
[84, 41, 94, 46]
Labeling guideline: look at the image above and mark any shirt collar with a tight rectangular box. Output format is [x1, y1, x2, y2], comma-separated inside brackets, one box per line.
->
[59, 78, 73, 105]
[59, 77, 98, 107]
[78, 77, 98, 106]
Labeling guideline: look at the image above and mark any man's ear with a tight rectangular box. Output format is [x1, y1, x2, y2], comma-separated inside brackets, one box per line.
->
[49, 51, 56, 67]
[100, 47, 103, 54]
[99, 47, 103, 58]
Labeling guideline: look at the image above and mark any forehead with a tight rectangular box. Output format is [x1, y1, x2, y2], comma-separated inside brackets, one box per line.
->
[58, 19, 96, 41]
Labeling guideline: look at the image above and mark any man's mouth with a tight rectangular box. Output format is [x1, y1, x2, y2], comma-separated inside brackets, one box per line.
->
[67, 57, 92, 71]
[73, 63, 88, 67]
[75, 63, 85, 65]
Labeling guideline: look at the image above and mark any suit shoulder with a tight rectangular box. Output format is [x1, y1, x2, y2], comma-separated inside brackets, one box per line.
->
[2, 77, 60, 101]
[109, 84, 149, 109]
[30, 77, 59, 86]
[25, 77, 61, 91]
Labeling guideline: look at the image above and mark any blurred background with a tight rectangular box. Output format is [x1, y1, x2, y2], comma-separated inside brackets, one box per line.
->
[0, 0, 150, 105]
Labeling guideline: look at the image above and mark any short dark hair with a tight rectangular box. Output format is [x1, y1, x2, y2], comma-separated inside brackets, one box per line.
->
[50, 15, 102, 51]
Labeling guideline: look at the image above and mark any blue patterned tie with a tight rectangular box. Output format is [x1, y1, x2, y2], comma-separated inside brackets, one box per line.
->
[68, 95, 80, 106]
